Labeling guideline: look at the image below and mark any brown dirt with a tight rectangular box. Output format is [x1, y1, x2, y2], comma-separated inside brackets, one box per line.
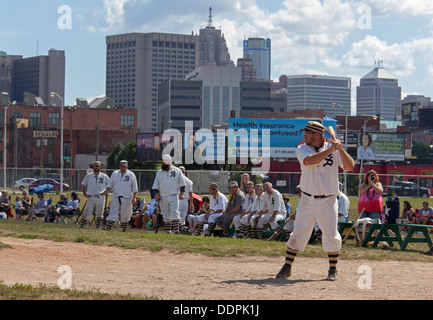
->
[0, 236, 432, 300]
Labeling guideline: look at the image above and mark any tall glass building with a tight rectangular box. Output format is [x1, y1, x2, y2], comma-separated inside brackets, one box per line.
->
[286, 75, 351, 117]
[243, 37, 271, 81]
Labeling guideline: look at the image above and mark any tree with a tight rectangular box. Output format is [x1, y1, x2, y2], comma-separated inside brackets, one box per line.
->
[412, 140, 433, 159]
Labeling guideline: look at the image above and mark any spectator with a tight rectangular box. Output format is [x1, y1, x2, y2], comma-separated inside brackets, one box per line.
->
[358, 170, 386, 247]
[416, 201, 433, 225]
[0, 190, 13, 219]
[44, 194, 68, 223]
[400, 201, 415, 233]
[27, 193, 48, 221]
[240, 173, 250, 194]
[14, 196, 25, 220]
[283, 194, 291, 216]
[20, 189, 33, 218]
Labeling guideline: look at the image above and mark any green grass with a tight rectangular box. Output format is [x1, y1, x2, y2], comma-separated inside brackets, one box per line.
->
[0, 281, 159, 300]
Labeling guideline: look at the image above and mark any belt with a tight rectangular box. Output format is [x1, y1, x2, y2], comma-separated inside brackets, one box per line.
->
[302, 192, 333, 199]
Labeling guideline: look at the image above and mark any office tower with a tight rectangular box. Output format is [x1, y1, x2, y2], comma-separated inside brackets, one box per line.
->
[0, 51, 22, 97]
[106, 32, 199, 132]
[199, 7, 233, 67]
[237, 57, 257, 82]
[243, 37, 271, 81]
[186, 65, 241, 128]
[12, 49, 65, 105]
[286, 74, 351, 117]
[158, 79, 203, 132]
[357, 64, 401, 120]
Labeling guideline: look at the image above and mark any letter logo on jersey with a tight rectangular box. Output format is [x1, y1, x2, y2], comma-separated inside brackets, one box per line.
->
[170, 171, 176, 178]
[323, 154, 334, 167]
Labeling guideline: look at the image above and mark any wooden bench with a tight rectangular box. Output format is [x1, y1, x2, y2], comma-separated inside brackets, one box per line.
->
[361, 223, 433, 251]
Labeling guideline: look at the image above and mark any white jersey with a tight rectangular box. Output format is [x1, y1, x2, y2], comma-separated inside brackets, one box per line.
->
[81, 172, 110, 196]
[107, 169, 138, 198]
[262, 189, 287, 215]
[243, 193, 257, 213]
[209, 192, 228, 213]
[254, 193, 265, 212]
[297, 141, 344, 196]
[184, 176, 193, 194]
[337, 191, 350, 219]
[152, 166, 185, 197]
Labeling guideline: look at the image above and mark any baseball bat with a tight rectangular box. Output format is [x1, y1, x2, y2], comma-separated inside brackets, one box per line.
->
[267, 216, 292, 241]
[342, 208, 365, 244]
[326, 125, 336, 142]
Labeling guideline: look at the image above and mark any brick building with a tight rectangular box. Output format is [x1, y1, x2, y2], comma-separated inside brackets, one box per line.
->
[1, 104, 138, 169]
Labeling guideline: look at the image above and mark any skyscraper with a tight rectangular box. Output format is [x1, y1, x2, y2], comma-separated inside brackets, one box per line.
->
[286, 74, 351, 116]
[12, 49, 65, 105]
[106, 32, 199, 132]
[199, 7, 233, 67]
[356, 65, 401, 120]
[243, 37, 271, 81]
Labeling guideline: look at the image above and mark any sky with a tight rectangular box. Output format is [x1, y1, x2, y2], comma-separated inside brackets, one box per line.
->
[2, 0, 433, 115]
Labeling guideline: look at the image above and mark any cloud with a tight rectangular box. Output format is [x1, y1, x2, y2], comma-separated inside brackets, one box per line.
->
[363, 0, 433, 16]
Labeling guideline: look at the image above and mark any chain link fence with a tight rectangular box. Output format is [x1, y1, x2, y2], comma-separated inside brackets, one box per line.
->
[3, 167, 432, 198]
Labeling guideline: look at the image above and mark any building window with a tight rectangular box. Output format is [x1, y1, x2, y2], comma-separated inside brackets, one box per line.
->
[30, 112, 41, 127]
[121, 114, 135, 127]
[48, 113, 60, 125]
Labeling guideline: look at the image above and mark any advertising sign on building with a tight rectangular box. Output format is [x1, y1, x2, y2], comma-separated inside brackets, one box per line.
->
[357, 132, 405, 161]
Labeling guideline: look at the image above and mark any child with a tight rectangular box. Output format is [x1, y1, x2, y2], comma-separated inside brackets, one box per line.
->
[15, 196, 25, 220]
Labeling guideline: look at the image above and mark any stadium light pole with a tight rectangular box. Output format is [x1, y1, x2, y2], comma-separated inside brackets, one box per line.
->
[331, 103, 348, 194]
[4, 100, 16, 190]
[50, 92, 64, 193]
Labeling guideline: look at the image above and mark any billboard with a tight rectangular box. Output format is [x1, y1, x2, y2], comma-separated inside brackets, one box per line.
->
[228, 118, 337, 159]
[136, 133, 170, 162]
[357, 132, 405, 161]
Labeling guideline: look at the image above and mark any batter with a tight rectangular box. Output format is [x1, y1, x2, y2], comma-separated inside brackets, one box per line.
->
[276, 121, 354, 281]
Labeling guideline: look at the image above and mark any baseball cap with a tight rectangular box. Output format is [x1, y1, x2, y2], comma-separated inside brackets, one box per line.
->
[208, 183, 218, 189]
[162, 154, 172, 165]
[229, 181, 238, 188]
[338, 182, 343, 190]
[245, 181, 255, 187]
[120, 160, 128, 166]
[94, 161, 102, 166]
[301, 121, 324, 134]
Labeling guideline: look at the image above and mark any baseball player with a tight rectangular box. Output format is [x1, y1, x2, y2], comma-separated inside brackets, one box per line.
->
[216, 181, 245, 237]
[233, 181, 256, 238]
[178, 166, 194, 233]
[276, 121, 354, 281]
[152, 155, 185, 234]
[248, 183, 265, 238]
[194, 183, 228, 236]
[103, 160, 138, 232]
[254, 182, 287, 239]
[282, 185, 302, 241]
[79, 160, 110, 229]
[337, 182, 350, 223]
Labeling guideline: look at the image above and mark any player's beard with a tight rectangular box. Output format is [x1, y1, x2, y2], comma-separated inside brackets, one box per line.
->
[93, 168, 100, 174]
[161, 163, 170, 171]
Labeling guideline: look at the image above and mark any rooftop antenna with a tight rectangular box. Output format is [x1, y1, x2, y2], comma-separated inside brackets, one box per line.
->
[207, 6, 213, 27]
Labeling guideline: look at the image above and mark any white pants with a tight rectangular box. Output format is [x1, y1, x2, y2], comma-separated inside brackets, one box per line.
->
[160, 194, 180, 222]
[233, 213, 253, 228]
[257, 212, 285, 229]
[82, 196, 105, 220]
[198, 212, 221, 224]
[287, 195, 341, 253]
[107, 196, 133, 223]
[179, 198, 189, 224]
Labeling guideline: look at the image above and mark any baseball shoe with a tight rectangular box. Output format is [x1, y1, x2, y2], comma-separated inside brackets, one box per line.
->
[275, 264, 291, 279]
[424, 247, 433, 256]
[326, 269, 338, 281]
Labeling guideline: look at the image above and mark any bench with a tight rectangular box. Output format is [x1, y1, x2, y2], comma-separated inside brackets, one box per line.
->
[362, 223, 433, 251]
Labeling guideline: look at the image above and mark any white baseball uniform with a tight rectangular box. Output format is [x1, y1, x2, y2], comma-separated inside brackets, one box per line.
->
[233, 192, 257, 228]
[287, 141, 344, 253]
[152, 165, 185, 222]
[249, 192, 265, 226]
[81, 172, 110, 220]
[257, 189, 287, 229]
[106, 169, 138, 223]
[197, 191, 228, 224]
[179, 175, 193, 224]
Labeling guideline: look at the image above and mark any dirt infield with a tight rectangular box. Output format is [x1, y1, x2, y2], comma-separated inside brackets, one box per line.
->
[0, 236, 431, 300]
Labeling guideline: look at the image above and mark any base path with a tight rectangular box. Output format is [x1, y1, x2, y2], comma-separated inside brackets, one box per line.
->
[0, 237, 431, 300]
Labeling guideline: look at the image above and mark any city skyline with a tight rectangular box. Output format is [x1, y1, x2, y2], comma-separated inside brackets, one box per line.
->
[1, 0, 433, 116]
